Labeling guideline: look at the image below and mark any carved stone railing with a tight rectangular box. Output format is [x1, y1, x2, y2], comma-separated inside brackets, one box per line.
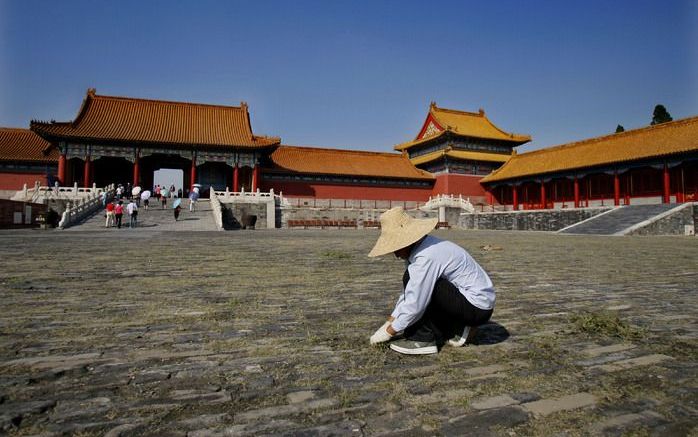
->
[12, 182, 107, 203]
[421, 194, 475, 213]
[208, 187, 224, 230]
[212, 188, 278, 229]
[58, 184, 115, 229]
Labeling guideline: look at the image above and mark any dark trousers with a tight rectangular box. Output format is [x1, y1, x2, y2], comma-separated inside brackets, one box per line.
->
[115, 213, 122, 228]
[402, 270, 493, 345]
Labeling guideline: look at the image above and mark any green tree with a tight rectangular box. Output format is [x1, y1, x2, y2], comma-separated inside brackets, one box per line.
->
[615, 124, 625, 133]
[651, 104, 673, 125]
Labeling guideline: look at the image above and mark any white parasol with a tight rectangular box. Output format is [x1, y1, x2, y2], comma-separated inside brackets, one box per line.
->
[140, 190, 151, 200]
[132, 186, 141, 196]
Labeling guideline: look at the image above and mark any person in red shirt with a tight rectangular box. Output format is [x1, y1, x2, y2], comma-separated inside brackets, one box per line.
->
[105, 202, 115, 228]
[114, 201, 124, 229]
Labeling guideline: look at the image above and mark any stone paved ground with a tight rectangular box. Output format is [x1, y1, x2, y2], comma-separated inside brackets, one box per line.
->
[0, 229, 696, 436]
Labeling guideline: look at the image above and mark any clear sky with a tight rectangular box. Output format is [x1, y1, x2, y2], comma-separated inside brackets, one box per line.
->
[1, 0, 696, 153]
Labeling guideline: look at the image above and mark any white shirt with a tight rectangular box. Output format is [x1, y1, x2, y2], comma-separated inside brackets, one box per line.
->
[127, 202, 138, 215]
[390, 235, 495, 332]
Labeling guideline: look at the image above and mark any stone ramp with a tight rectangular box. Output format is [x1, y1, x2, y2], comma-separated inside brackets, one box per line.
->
[64, 199, 218, 231]
[558, 204, 679, 235]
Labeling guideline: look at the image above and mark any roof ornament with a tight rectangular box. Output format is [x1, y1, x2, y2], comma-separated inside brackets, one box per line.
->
[430, 101, 437, 108]
[478, 108, 485, 115]
[87, 88, 96, 96]
[240, 101, 248, 110]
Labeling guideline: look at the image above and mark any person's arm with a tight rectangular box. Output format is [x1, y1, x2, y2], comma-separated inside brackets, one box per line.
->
[390, 257, 440, 332]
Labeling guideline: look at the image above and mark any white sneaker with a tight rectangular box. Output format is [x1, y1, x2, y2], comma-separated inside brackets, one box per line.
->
[448, 326, 476, 347]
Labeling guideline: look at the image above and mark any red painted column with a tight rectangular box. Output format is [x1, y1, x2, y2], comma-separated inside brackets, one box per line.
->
[83, 156, 91, 188]
[512, 185, 519, 211]
[486, 189, 493, 206]
[57, 153, 66, 185]
[573, 177, 580, 208]
[677, 166, 685, 203]
[662, 163, 670, 203]
[190, 155, 197, 191]
[133, 154, 140, 186]
[251, 164, 259, 192]
[233, 164, 239, 192]
[540, 181, 546, 209]
[624, 173, 631, 205]
[613, 172, 620, 206]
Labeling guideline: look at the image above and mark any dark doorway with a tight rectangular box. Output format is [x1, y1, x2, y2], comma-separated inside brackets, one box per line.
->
[93, 156, 132, 188]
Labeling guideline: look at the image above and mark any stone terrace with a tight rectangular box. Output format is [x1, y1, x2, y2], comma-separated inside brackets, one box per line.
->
[0, 229, 696, 436]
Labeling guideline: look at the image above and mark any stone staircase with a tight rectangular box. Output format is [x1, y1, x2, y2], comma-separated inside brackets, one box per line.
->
[64, 199, 219, 232]
[558, 204, 680, 235]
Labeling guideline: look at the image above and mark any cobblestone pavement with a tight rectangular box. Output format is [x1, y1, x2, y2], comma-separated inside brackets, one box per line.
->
[0, 229, 696, 436]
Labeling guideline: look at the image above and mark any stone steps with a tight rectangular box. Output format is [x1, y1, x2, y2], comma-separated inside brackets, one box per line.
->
[65, 199, 218, 231]
[559, 204, 679, 235]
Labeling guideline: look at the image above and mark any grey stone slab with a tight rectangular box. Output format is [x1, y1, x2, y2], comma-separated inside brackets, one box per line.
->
[442, 406, 529, 436]
[1, 229, 696, 435]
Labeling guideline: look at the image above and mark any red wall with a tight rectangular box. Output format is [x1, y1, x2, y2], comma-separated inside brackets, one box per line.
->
[432, 174, 488, 199]
[260, 179, 433, 201]
[0, 172, 50, 191]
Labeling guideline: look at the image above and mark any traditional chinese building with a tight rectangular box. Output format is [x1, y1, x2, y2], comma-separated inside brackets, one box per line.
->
[263, 145, 433, 200]
[14, 89, 434, 201]
[30, 89, 280, 194]
[395, 103, 530, 201]
[480, 116, 698, 209]
[0, 128, 57, 191]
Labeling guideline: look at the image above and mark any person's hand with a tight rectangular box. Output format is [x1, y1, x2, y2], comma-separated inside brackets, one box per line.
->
[370, 321, 394, 345]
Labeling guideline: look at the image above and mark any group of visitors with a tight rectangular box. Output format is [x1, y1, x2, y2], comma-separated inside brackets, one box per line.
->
[105, 199, 138, 229]
[103, 182, 195, 228]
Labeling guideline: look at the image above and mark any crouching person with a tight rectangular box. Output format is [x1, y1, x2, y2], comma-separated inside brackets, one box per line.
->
[368, 207, 495, 355]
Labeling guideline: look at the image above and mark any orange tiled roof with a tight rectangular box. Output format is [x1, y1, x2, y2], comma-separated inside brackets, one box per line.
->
[269, 145, 434, 180]
[395, 103, 530, 151]
[31, 89, 280, 149]
[410, 147, 511, 166]
[481, 115, 698, 184]
[0, 128, 58, 163]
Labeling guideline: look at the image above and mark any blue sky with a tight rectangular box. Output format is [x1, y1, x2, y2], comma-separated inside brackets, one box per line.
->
[1, 1, 696, 152]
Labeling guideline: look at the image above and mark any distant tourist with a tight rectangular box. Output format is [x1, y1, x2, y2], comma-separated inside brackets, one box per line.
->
[155, 185, 161, 200]
[161, 194, 167, 209]
[127, 200, 138, 228]
[105, 201, 115, 228]
[368, 207, 495, 355]
[178, 188, 183, 199]
[115, 185, 123, 200]
[143, 196, 149, 210]
[114, 201, 124, 229]
[174, 204, 181, 221]
[169, 184, 175, 197]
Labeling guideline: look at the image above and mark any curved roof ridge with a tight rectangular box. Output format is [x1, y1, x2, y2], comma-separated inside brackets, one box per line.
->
[431, 104, 482, 118]
[90, 90, 249, 111]
[432, 104, 531, 141]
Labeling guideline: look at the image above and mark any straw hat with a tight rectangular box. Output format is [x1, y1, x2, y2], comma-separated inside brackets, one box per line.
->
[368, 207, 438, 257]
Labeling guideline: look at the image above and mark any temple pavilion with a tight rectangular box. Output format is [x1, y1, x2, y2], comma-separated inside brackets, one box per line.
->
[8, 89, 433, 201]
[395, 102, 530, 201]
[30, 89, 280, 193]
[480, 116, 698, 209]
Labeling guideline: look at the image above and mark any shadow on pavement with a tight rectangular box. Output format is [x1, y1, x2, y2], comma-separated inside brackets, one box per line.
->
[182, 217, 200, 221]
[473, 321, 510, 345]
